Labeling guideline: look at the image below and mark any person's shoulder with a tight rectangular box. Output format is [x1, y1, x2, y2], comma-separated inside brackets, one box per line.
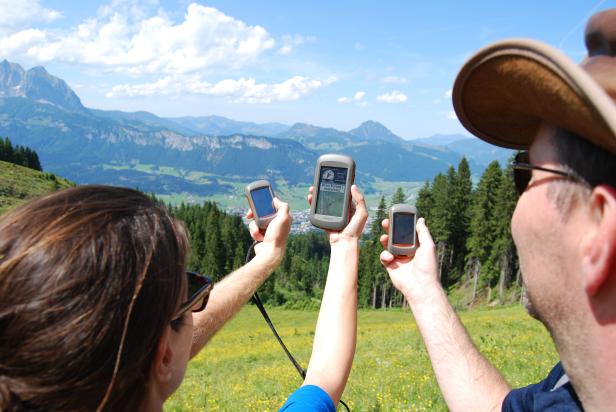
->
[279, 385, 336, 412]
[502, 362, 583, 412]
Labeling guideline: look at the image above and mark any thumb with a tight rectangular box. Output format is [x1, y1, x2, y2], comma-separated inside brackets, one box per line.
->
[273, 197, 289, 214]
[416, 218, 434, 248]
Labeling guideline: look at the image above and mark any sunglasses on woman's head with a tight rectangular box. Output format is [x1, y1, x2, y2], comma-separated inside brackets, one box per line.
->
[510, 151, 590, 196]
[171, 272, 213, 322]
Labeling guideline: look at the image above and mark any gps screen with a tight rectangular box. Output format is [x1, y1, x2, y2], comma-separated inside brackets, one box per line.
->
[393, 213, 415, 245]
[251, 187, 275, 217]
[315, 166, 348, 217]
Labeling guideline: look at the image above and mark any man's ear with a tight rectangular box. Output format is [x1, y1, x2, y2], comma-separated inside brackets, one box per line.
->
[153, 326, 175, 384]
[581, 185, 616, 296]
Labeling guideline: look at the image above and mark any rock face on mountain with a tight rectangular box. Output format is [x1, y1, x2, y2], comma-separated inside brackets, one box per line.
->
[0, 60, 85, 113]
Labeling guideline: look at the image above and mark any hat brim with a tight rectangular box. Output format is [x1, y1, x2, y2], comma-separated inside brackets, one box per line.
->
[453, 38, 616, 153]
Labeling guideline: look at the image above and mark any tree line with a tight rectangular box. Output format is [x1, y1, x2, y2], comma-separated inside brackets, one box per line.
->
[172, 156, 519, 310]
[0, 137, 42, 171]
[1, 138, 517, 309]
[170, 157, 519, 309]
[169, 201, 252, 281]
[356, 157, 519, 309]
[168, 200, 333, 309]
[256, 157, 519, 309]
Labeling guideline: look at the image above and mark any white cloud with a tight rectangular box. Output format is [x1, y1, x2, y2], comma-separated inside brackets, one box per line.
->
[0, 29, 47, 55]
[278, 34, 310, 55]
[447, 110, 457, 120]
[108, 74, 335, 103]
[0, 3, 276, 75]
[445, 89, 453, 98]
[377, 90, 407, 103]
[0, 0, 61, 35]
[337, 90, 366, 104]
[381, 76, 409, 84]
[354, 42, 365, 50]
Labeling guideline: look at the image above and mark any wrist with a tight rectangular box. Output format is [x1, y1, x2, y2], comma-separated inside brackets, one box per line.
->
[403, 277, 445, 308]
[329, 236, 359, 249]
[250, 250, 282, 274]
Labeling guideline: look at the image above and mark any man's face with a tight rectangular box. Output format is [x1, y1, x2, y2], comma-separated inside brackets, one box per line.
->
[511, 125, 583, 327]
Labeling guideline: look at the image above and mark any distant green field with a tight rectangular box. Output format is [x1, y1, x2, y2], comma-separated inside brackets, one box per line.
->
[165, 305, 558, 411]
[102, 161, 427, 213]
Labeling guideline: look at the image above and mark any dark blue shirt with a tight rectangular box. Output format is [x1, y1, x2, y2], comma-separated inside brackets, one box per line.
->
[502, 362, 583, 411]
[279, 385, 335, 412]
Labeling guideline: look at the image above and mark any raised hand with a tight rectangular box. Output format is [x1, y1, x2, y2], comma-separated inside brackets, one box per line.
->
[245, 197, 292, 268]
[307, 185, 368, 244]
[379, 217, 440, 303]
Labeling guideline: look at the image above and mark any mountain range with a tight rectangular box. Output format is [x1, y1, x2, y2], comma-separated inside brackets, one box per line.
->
[0, 60, 512, 202]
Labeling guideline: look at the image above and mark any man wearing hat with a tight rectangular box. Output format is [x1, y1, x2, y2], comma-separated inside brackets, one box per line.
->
[379, 8, 616, 411]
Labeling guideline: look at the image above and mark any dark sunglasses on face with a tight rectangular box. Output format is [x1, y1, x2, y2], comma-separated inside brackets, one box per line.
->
[510, 151, 590, 196]
[171, 271, 213, 322]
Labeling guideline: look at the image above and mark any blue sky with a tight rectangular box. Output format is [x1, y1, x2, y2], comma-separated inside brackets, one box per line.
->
[1, 0, 613, 139]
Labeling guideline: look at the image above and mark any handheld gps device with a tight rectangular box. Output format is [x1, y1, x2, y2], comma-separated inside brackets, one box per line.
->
[309, 154, 355, 231]
[245, 180, 277, 229]
[388, 204, 419, 257]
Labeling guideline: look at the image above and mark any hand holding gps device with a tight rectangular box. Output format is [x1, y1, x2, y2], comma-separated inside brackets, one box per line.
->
[245, 180, 277, 229]
[309, 154, 355, 231]
[388, 204, 419, 257]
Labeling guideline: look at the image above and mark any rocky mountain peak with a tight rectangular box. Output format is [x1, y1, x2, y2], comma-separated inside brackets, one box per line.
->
[0, 60, 85, 113]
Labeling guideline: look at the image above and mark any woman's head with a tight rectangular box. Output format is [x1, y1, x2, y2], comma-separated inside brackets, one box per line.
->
[0, 186, 190, 411]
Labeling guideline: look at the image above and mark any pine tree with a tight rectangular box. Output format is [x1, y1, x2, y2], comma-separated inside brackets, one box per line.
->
[202, 207, 223, 278]
[370, 196, 387, 239]
[415, 181, 432, 222]
[448, 157, 473, 284]
[489, 160, 518, 302]
[426, 172, 455, 286]
[466, 161, 503, 299]
[0, 137, 42, 171]
[391, 187, 406, 205]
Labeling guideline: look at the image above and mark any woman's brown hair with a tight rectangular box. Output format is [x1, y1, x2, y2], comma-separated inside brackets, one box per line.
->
[0, 186, 189, 411]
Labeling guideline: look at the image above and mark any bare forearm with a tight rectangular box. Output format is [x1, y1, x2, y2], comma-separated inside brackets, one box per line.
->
[304, 240, 358, 404]
[190, 255, 277, 358]
[408, 285, 510, 412]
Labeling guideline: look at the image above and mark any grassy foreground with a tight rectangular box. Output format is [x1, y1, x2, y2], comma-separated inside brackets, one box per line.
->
[0, 160, 74, 213]
[165, 305, 558, 411]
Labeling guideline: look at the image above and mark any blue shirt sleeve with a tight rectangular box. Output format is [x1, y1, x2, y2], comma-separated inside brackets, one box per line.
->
[502, 362, 583, 411]
[279, 385, 336, 412]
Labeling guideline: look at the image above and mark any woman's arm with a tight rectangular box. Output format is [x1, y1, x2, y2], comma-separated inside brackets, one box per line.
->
[190, 198, 292, 357]
[302, 185, 368, 404]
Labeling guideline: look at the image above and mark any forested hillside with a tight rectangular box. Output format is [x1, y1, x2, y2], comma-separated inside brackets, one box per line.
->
[359, 157, 519, 308]
[175, 155, 520, 308]
[1, 148, 519, 308]
[0, 137, 41, 171]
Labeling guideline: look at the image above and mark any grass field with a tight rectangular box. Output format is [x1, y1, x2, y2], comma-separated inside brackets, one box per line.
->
[165, 305, 558, 411]
[0, 160, 74, 213]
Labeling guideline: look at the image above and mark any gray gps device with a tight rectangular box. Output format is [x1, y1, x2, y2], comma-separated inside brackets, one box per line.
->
[388, 204, 418, 257]
[245, 180, 276, 229]
[309, 154, 355, 231]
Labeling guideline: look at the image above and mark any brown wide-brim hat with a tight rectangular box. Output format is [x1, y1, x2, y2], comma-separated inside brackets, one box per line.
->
[452, 9, 616, 155]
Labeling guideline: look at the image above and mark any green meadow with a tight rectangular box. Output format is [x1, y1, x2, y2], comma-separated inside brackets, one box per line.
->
[166, 305, 558, 411]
